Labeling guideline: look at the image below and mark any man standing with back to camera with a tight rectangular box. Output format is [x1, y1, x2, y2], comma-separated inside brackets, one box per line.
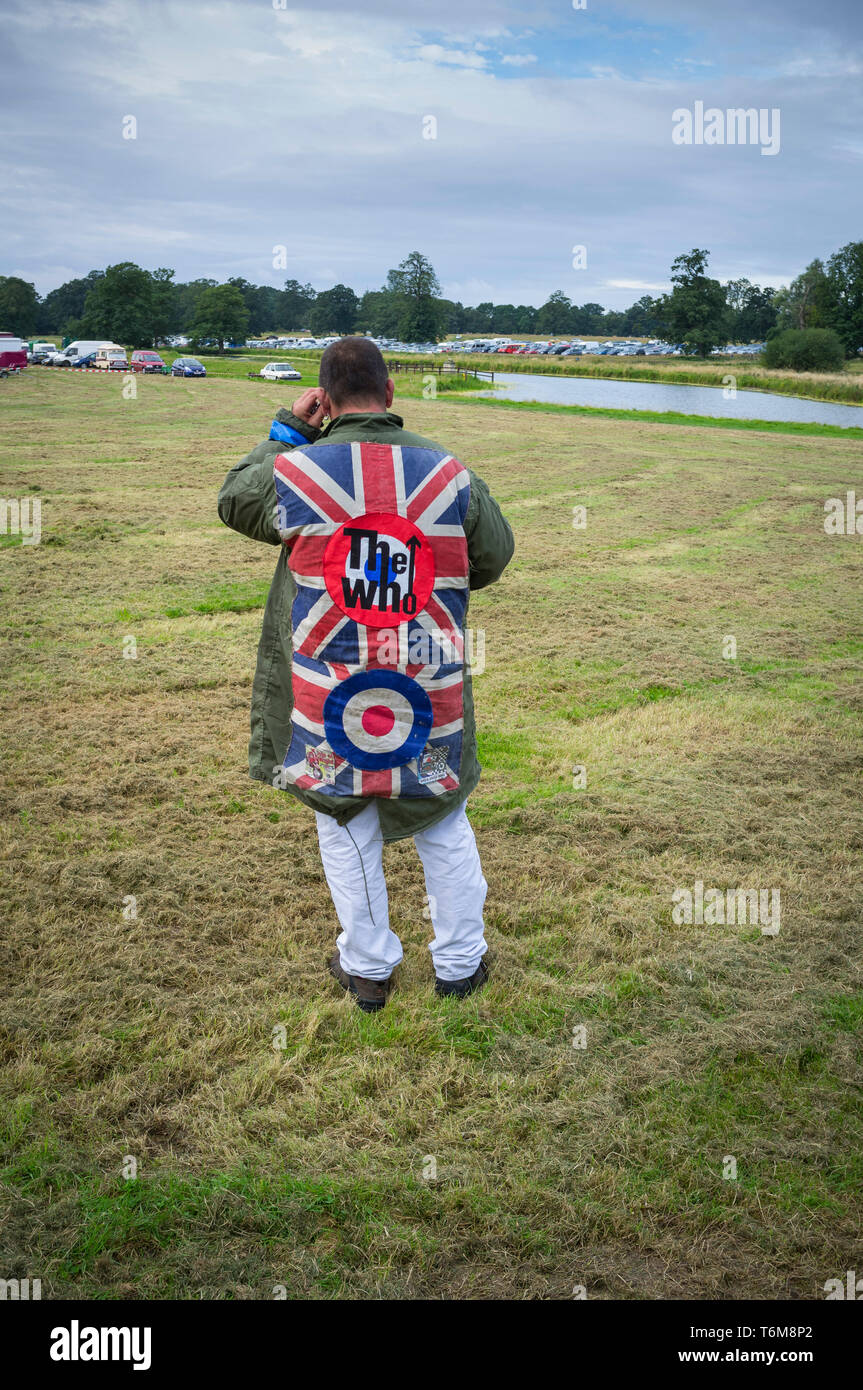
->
[218, 338, 513, 1012]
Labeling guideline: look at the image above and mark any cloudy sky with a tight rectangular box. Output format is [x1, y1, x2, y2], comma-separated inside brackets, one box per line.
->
[2, 0, 861, 307]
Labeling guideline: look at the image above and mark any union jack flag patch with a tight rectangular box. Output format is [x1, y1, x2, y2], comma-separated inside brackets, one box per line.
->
[273, 440, 471, 799]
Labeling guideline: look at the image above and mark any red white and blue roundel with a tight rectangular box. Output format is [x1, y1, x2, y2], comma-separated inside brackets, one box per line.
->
[323, 669, 433, 770]
[323, 511, 435, 628]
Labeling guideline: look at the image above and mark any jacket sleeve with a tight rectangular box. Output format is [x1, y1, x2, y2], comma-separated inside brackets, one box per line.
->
[217, 413, 319, 546]
[464, 469, 514, 590]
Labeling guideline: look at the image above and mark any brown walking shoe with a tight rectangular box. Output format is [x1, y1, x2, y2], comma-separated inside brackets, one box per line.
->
[434, 958, 489, 999]
[328, 951, 392, 1013]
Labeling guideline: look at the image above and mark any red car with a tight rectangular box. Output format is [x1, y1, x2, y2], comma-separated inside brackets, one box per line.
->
[0, 334, 27, 377]
[130, 350, 167, 374]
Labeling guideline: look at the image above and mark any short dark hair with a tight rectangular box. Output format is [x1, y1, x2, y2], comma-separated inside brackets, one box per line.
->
[319, 337, 389, 408]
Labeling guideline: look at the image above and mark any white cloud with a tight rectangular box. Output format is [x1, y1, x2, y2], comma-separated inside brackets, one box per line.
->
[415, 44, 487, 69]
[442, 277, 497, 304]
[501, 54, 538, 67]
[780, 51, 863, 77]
[606, 280, 669, 292]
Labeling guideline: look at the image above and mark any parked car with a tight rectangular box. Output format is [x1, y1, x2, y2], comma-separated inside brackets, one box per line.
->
[49, 340, 117, 366]
[94, 347, 129, 371]
[0, 334, 27, 376]
[71, 351, 99, 369]
[260, 361, 302, 381]
[171, 357, 206, 377]
[29, 341, 57, 363]
[130, 350, 167, 374]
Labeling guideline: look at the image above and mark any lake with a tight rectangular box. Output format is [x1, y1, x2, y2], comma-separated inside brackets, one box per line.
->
[477, 371, 863, 428]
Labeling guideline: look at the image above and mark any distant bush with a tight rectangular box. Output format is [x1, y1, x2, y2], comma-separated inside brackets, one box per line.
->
[762, 328, 845, 372]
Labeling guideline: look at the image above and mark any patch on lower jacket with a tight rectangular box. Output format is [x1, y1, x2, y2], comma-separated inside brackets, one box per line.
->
[304, 746, 336, 785]
[417, 743, 450, 784]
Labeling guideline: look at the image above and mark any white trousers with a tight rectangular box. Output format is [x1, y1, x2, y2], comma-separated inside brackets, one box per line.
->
[315, 800, 488, 982]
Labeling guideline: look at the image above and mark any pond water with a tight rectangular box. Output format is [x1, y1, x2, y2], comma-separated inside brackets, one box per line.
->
[476, 371, 863, 428]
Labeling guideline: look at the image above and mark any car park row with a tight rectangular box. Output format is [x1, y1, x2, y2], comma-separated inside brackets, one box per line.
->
[250, 334, 767, 357]
[2, 331, 769, 383]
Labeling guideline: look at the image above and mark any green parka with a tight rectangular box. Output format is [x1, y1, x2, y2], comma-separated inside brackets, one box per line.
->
[217, 407, 514, 841]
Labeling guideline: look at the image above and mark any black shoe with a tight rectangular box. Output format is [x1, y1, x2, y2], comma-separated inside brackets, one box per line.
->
[329, 951, 392, 1013]
[435, 958, 489, 999]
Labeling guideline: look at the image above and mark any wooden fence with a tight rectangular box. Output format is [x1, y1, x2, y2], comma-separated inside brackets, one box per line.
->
[387, 360, 494, 382]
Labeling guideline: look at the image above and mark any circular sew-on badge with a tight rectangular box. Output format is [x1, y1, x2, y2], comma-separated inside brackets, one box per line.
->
[323, 670, 433, 770]
[323, 511, 435, 628]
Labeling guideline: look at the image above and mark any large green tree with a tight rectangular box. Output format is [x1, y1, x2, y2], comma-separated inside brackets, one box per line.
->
[281, 279, 316, 331]
[535, 290, 572, 335]
[309, 283, 359, 335]
[0, 277, 40, 336]
[175, 279, 217, 333]
[252, 285, 286, 335]
[355, 289, 400, 337]
[725, 278, 777, 342]
[80, 262, 157, 346]
[438, 298, 465, 334]
[572, 301, 607, 335]
[772, 259, 830, 334]
[188, 283, 249, 352]
[824, 241, 863, 357]
[657, 249, 729, 356]
[386, 252, 444, 341]
[621, 294, 660, 337]
[226, 277, 260, 332]
[226, 279, 287, 336]
[39, 270, 103, 335]
[467, 302, 494, 333]
[150, 268, 178, 344]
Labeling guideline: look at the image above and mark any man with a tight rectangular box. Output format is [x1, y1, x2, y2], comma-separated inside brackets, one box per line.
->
[218, 338, 513, 1012]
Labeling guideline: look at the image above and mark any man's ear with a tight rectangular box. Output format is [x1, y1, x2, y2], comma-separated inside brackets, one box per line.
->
[385, 377, 395, 408]
[320, 390, 333, 418]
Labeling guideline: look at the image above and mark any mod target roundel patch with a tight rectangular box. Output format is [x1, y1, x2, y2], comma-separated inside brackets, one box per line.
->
[323, 670, 433, 770]
[323, 511, 435, 628]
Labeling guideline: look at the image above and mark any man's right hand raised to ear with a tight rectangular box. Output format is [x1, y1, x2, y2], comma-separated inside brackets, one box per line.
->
[292, 388, 329, 429]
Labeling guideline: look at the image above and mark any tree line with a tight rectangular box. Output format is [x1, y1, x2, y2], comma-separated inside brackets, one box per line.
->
[0, 243, 860, 358]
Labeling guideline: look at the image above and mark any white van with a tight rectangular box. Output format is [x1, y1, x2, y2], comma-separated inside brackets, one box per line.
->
[49, 340, 117, 366]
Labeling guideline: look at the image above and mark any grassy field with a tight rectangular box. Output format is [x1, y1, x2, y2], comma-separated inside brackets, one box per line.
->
[1, 367, 862, 1300]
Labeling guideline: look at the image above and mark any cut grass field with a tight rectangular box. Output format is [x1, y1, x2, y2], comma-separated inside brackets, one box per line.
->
[1, 368, 862, 1300]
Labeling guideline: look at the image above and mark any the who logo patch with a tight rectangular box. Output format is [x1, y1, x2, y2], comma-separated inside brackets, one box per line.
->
[323, 511, 435, 627]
